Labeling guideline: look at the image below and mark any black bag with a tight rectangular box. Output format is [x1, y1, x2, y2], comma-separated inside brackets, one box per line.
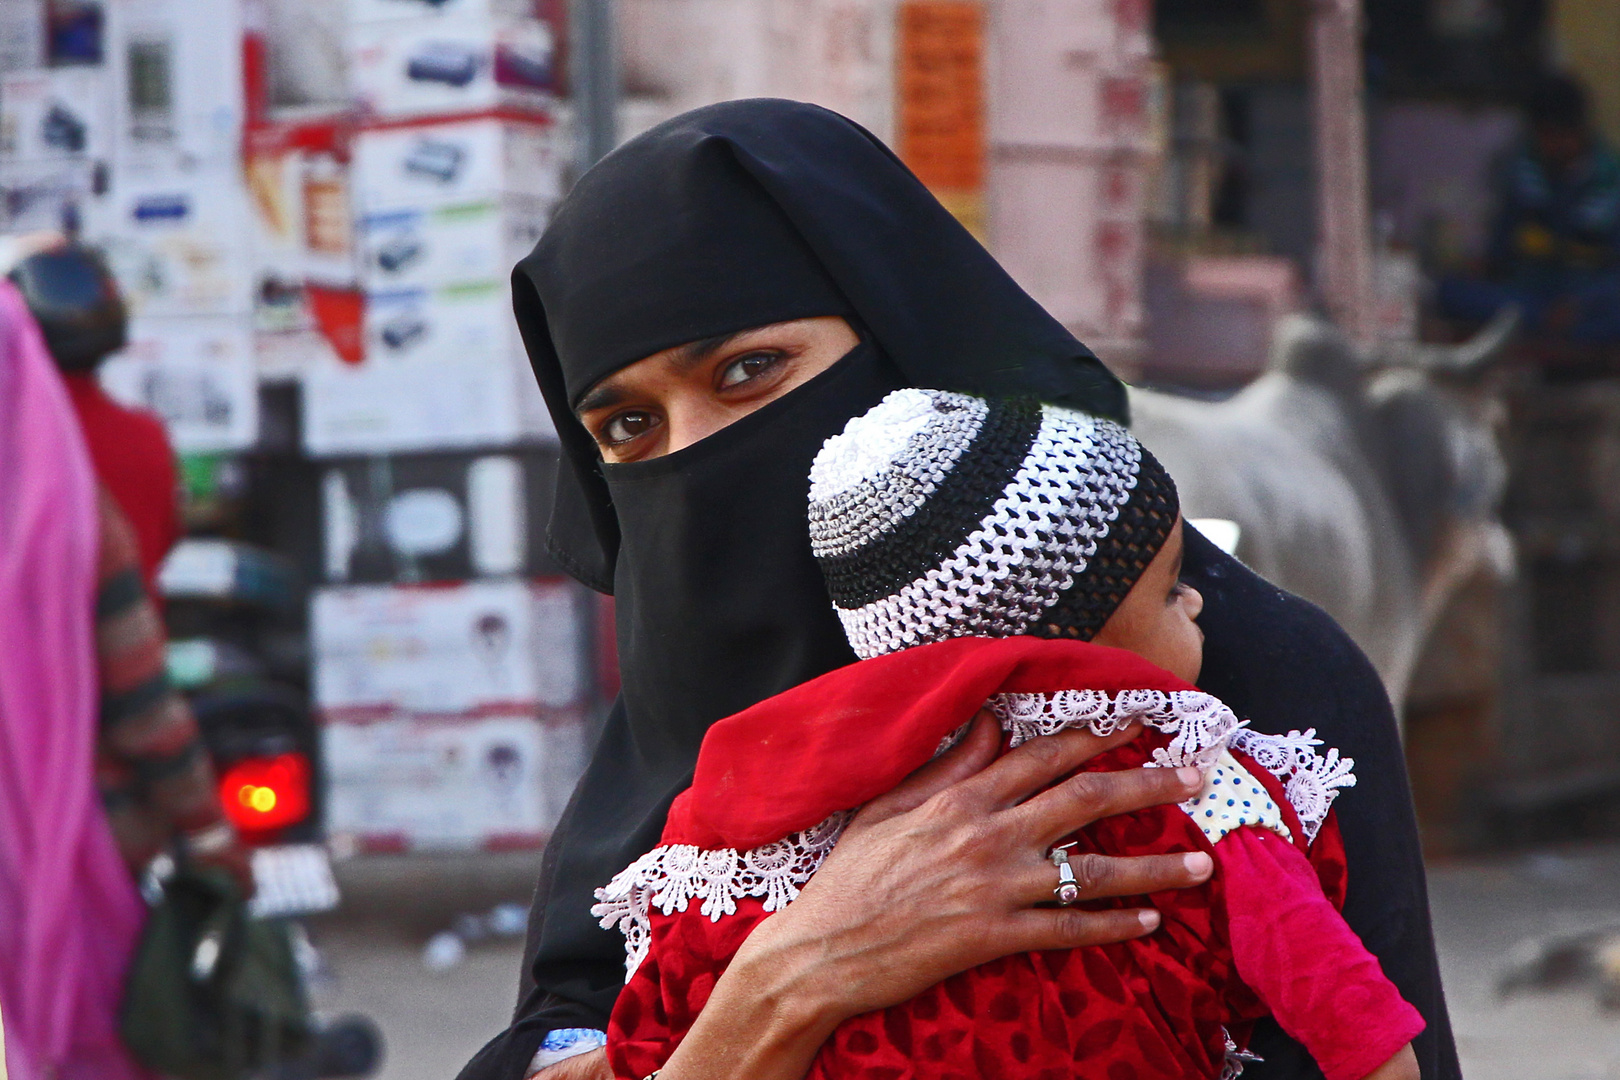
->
[121, 865, 314, 1080]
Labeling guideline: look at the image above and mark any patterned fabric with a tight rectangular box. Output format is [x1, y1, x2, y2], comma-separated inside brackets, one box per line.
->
[603, 680, 1409, 1080]
[592, 636, 1417, 1080]
[807, 389, 1179, 659]
[92, 487, 230, 869]
[592, 689, 1358, 981]
[1185, 752, 1289, 845]
[526, 1027, 607, 1074]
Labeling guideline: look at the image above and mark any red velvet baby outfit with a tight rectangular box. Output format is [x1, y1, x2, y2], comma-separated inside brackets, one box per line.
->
[594, 636, 1424, 1080]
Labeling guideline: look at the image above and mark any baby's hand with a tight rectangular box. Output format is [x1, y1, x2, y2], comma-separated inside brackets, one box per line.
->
[1362, 1042, 1418, 1080]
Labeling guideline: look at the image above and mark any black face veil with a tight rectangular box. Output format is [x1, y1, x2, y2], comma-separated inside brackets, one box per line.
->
[516, 98, 1127, 593]
[464, 98, 1460, 1080]
[495, 97, 1126, 1061]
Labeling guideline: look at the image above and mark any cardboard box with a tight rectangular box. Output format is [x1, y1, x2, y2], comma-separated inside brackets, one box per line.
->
[0, 158, 104, 232]
[348, 0, 544, 24]
[357, 197, 548, 290]
[347, 16, 558, 119]
[0, 67, 114, 160]
[105, 0, 246, 165]
[351, 115, 563, 210]
[322, 711, 587, 850]
[255, 281, 366, 376]
[97, 316, 260, 452]
[93, 168, 256, 318]
[245, 117, 359, 300]
[303, 350, 552, 455]
[361, 278, 521, 364]
[311, 577, 585, 718]
[0, 0, 45, 76]
[317, 446, 559, 583]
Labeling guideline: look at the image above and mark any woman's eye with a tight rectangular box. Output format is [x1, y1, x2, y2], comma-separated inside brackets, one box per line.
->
[602, 410, 658, 445]
[718, 351, 782, 388]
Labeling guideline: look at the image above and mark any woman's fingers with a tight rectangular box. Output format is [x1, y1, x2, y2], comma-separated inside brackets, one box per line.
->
[963, 720, 1152, 809]
[1016, 761, 1206, 847]
[1003, 849, 1214, 909]
[853, 710, 1001, 828]
[999, 905, 1165, 955]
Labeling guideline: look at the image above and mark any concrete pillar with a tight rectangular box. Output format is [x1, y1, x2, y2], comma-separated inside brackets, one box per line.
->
[1310, 0, 1374, 342]
[985, 0, 1155, 367]
[618, 0, 897, 144]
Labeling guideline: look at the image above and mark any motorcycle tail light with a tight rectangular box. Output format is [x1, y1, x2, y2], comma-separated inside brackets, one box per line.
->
[219, 752, 311, 833]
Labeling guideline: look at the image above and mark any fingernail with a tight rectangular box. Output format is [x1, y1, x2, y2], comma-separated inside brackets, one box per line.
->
[1137, 909, 1161, 931]
[1182, 852, 1213, 877]
[1176, 767, 1203, 788]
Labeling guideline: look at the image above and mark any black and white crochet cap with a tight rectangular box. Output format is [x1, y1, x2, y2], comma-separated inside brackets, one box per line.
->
[808, 388, 1180, 660]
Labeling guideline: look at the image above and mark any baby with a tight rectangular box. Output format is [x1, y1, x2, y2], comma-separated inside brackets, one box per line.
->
[594, 389, 1424, 1080]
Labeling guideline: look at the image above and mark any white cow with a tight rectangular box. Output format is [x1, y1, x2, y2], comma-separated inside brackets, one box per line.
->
[1131, 310, 1518, 710]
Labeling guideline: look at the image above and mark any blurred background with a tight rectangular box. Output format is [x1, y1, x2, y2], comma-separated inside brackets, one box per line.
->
[5, 0, 1620, 1077]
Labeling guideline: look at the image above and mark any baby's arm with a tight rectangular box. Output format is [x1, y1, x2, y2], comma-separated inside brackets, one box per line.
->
[1217, 825, 1424, 1080]
[1363, 1043, 1419, 1080]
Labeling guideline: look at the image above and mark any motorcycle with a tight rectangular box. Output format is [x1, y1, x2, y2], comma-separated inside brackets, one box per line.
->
[161, 537, 383, 1080]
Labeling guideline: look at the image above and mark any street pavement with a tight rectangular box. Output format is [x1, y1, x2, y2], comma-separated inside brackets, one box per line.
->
[1428, 843, 1620, 1080]
[309, 844, 1620, 1080]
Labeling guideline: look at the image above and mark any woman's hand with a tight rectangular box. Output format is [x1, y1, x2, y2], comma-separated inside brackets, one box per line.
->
[529, 1048, 611, 1080]
[656, 711, 1214, 1080]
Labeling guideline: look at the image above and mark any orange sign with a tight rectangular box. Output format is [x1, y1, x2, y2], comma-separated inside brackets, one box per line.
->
[897, 0, 985, 197]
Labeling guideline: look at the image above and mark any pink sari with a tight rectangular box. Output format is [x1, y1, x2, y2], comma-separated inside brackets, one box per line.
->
[0, 280, 150, 1080]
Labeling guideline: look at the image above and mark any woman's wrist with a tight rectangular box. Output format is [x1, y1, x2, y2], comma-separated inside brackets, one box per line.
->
[727, 916, 847, 1043]
[658, 915, 844, 1080]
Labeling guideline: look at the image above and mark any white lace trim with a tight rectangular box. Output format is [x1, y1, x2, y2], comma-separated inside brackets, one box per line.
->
[1226, 727, 1356, 842]
[591, 812, 854, 977]
[986, 688, 1240, 771]
[592, 690, 1355, 978]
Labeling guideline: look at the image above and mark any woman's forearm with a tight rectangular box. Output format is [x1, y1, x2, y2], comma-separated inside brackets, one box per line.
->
[655, 920, 845, 1080]
[629, 718, 1210, 1079]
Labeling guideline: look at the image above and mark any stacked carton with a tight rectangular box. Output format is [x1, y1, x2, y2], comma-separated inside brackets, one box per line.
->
[305, 0, 584, 852]
[312, 577, 588, 851]
[9, 0, 266, 453]
[303, 0, 563, 455]
[242, 112, 365, 379]
[0, 0, 589, 854]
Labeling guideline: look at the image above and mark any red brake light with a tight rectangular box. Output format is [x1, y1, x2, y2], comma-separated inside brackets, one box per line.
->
[219, 752, 311, 833]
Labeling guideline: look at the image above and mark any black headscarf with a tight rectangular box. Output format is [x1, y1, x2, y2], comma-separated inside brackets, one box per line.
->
[461, 99, 1458, 1080]
[515, 98, 1126, 594]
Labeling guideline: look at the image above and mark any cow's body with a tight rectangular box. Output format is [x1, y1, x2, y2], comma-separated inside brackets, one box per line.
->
[1131, 313, 1514, 711]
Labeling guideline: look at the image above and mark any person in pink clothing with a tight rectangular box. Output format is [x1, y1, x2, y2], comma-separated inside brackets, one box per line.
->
[0, 277, 152, 1080]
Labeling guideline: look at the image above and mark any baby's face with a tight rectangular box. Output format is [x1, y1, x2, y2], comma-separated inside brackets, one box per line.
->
[1089, 516, 1204, 683]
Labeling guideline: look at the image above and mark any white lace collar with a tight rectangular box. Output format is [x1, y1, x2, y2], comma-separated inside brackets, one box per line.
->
[592, 688, 1355, 978]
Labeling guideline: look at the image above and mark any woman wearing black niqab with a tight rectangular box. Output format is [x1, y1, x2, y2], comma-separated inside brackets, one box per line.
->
[459, 100, 1458, 1080]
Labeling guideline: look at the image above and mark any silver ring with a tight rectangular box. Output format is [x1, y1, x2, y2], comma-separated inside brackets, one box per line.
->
[1049, 842, 1081, 905]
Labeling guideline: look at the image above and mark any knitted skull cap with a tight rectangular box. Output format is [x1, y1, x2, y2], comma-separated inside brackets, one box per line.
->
[808, 388, 1180, 660]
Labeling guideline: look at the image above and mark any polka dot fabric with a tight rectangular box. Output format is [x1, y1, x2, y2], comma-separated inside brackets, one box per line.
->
[606, 730, 1356, 1080]
[1186, 752, 1291, 845]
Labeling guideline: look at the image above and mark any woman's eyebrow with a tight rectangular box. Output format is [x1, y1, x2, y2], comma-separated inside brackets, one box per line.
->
[674, 330, 744, 370]
[575, 382, 626, 416]
[576, 330, 746, 417]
